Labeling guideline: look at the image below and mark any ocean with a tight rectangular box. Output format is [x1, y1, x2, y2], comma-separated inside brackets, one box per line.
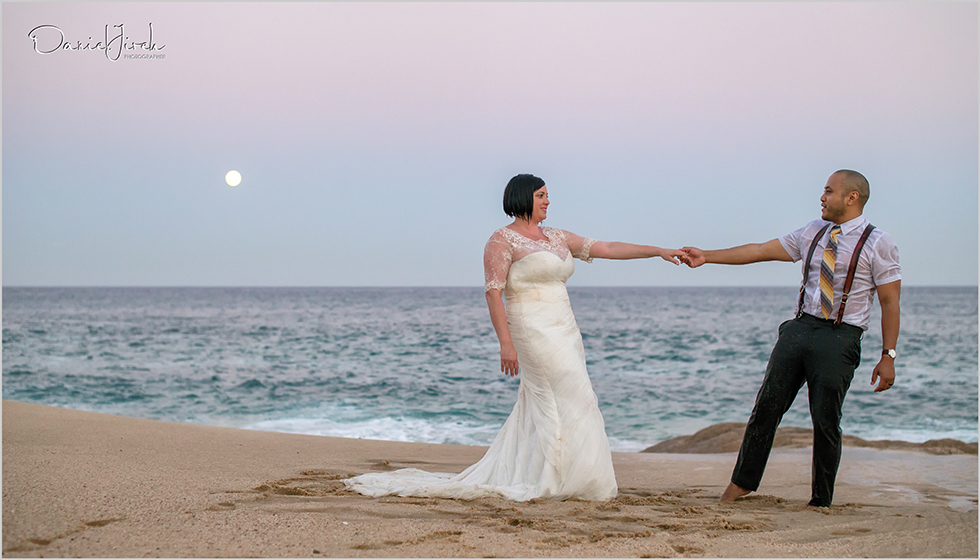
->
[2, 286, 976, 452]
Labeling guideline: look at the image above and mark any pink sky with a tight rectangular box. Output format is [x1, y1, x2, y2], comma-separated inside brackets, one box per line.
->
[3, 2, 977, 286]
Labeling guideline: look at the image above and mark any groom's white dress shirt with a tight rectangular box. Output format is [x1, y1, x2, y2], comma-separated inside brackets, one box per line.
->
[779, 215, 901, 330]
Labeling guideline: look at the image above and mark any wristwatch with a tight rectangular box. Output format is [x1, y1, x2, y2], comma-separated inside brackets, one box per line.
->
[882, 349, 897, 359]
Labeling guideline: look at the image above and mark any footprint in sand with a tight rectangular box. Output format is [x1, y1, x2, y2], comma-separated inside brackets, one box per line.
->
[670, 543, 704, 555]
[84, 517, 124, 527]
[208, 502, 236, 511]
[830, 527, 873, 536]
[4, 517, 125, 554]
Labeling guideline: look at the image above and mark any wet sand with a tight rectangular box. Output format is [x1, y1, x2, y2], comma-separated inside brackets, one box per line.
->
[3, 400, 977, 558]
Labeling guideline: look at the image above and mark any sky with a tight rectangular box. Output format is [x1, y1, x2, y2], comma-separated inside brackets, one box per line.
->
[3, 2, 977, 287]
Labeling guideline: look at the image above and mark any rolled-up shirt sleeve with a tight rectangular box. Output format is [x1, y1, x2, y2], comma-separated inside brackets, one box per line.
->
[871, 231, 902, 286]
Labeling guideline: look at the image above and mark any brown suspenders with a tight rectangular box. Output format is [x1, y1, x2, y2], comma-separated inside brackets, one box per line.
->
[796, 223, 876, 325]
[797, 224, 831, 319]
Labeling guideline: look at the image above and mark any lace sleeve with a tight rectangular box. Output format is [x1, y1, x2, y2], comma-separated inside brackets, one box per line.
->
[484, 230, 512, 291]
[563, 230, 597, 263]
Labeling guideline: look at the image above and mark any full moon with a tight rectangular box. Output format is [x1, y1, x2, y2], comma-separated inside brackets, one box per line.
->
[225, 170, 242, 187]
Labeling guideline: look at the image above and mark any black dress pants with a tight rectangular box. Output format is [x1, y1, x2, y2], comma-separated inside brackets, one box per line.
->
[731, 313, 863, 507]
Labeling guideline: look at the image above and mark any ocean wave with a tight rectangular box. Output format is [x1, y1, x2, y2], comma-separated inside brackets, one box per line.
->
[4, 287, 976, 451]
[242, 416, 503, 447]
[242, 415, 651, 452]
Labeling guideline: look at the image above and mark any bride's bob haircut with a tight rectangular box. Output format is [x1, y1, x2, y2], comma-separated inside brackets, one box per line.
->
[503, 174, 546, 221]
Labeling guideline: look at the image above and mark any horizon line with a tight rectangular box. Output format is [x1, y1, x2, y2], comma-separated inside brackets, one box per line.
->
[3, 284, 976, 290]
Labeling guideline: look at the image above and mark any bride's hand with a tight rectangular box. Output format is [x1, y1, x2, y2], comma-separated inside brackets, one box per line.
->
[660, 248, 685, 265]
[501, 344, 520, 377]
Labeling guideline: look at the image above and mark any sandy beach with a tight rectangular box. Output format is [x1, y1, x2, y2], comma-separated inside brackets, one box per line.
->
[3, 400, 976, 558]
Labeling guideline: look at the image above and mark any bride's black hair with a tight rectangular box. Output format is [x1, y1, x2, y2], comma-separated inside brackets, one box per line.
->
[503, 174, 545, 221]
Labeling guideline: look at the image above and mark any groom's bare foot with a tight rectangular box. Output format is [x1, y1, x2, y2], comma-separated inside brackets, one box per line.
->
[719, 482, 751, 502]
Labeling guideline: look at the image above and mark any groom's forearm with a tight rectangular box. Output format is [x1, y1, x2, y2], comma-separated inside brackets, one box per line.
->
[704, 239, 792, 265]
[877, 281, 901, 351]
[702, 244, 766, 265]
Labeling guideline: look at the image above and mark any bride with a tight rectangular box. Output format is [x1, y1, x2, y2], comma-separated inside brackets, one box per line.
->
[344, 174, 683, 501]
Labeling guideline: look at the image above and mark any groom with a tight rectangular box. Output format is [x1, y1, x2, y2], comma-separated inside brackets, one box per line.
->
[679, 169, 901, 509]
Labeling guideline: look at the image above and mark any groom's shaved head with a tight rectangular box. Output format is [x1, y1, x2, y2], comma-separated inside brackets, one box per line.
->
[834, 169, 870, 208]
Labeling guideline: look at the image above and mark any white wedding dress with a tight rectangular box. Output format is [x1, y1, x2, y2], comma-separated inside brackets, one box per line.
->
[343, 226, 618, 502]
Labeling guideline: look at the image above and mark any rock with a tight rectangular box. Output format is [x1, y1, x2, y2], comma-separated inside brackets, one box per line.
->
[641, 423, 978, 455]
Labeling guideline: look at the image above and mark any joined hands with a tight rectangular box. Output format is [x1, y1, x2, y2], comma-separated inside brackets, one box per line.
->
[661, 247, 705, 267]
[678, 247, 705, 268]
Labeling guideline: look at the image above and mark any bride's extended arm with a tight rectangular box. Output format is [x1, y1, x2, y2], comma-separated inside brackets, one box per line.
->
[486, 289, 519, 378]
[564, 230, 683, 264]
[590, 241, 682, 264]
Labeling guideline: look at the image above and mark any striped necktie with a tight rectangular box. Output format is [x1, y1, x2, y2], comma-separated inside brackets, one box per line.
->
[820, 225, 842, 319]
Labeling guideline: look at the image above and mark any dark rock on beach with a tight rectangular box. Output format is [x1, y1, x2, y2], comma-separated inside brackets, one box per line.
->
[643, 422, 978, 455]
